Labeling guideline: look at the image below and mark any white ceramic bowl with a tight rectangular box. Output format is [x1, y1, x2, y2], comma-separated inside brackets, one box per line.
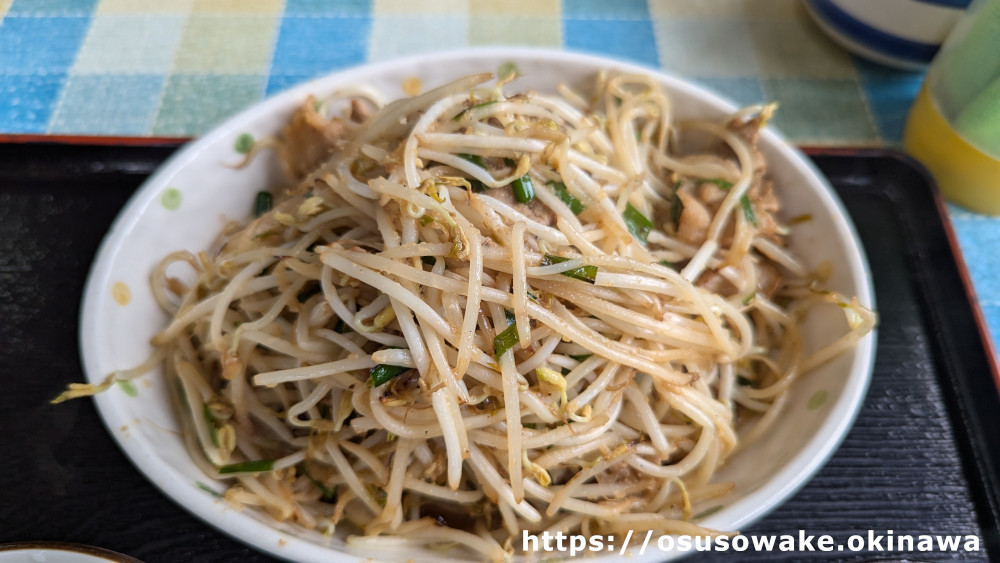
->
[79, 48, 876, 562]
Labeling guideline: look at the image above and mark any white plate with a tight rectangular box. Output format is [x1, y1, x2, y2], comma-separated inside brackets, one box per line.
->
[0, 543, 139, 563]
[79, 47, 876, 562]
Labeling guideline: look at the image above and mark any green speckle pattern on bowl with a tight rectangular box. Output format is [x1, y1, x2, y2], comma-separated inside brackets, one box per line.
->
[234, 132, 254, 154]
[117, 379, 138, 397]
[808, 389, 829, 411]
[160, 187, 182, 210]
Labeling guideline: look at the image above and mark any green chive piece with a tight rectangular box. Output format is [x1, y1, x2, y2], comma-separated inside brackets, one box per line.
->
[453, 100, 497, 121]
[569, 354, 593, 363]
[254, 191, 272, 217]
[219, 459, 275, 475]
[546, 180, 585, 214]
[458, 153, 486, 168]
[512, 173, 535, 203]
[742, 291, 756, 306]
[699, 178, 733, 190]
[504, 308, 517, 326]
[473, 99, 498, 110]
[671, 189, 684, 229]
[203, 404, 220, 448]
[658, 259, 675, 270]
[623, 203, 654, 243]
[370, 363, 409, 387]
[697, 178, 756, 226]
[299, 464, 337, 502]
[234, 133, 254, 154]
[117, 379, 138, 397]
[494, 323, 520, 359]
[542, 254, 597, 284]
[197, 482, 223, 498]
[740, 195, 757, 226]
[456, 154, 488, 192]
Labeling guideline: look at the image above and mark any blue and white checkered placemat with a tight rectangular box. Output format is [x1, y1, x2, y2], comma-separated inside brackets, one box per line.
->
[1, 0, 997, 351]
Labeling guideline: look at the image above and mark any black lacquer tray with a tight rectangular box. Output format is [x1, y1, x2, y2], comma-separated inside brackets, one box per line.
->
[0, 142, 996, 562]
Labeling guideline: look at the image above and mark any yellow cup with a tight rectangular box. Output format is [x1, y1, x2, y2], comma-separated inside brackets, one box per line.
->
[902, 0, 1000, 214]
[903, 83, 1000, 214]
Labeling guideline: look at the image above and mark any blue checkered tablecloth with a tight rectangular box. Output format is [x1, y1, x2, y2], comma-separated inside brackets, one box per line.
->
[1, 0, 997, 352]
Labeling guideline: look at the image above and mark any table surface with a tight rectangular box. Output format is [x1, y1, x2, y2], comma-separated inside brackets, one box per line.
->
[0, 0, 998, 555]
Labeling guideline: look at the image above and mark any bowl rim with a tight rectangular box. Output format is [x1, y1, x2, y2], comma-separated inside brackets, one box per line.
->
[0, 541, 142, 563]
[78, 46, 877, 562]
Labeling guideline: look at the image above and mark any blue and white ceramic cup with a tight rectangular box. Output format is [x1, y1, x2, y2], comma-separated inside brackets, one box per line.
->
[803, 0, 971, 69]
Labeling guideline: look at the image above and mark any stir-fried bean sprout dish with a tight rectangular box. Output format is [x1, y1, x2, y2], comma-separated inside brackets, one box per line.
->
[59, 69, 874, 561]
